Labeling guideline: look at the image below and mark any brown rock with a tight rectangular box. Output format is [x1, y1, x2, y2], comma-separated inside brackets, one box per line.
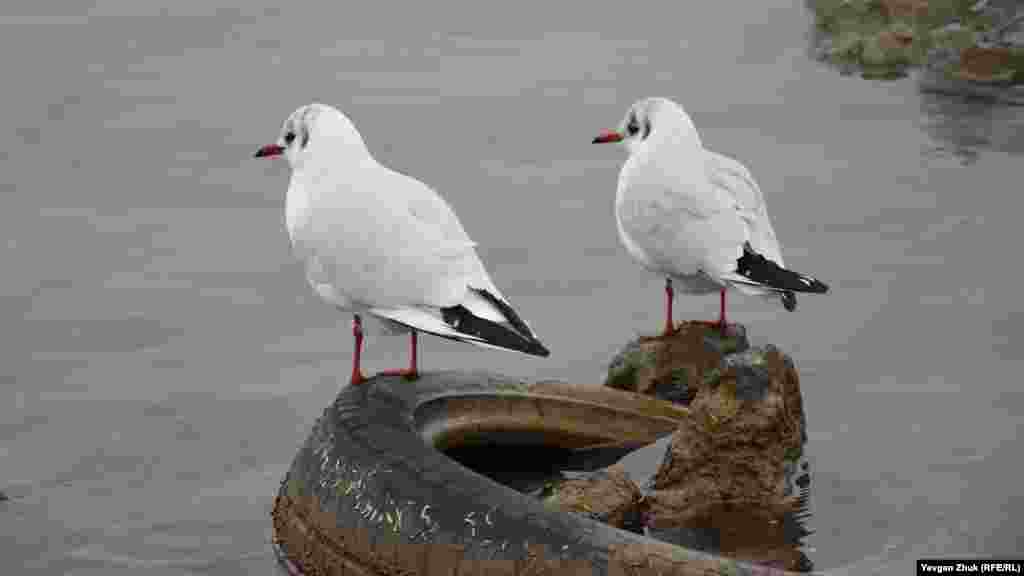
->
[631, 337, 810, 571]
[539, 464, 644, 530]
[596, 324, 810, 568]
[878, 28, 915, 50]
[647, 343, 806, 525]
[604, 321, 749, 405]
[954, 45, 1016, 83]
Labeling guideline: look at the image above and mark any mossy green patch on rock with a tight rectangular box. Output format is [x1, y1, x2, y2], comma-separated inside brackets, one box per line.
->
[713, 336, 744, 356]
[669, 367, 689, 389]
[285, 474, 303, 499]
[701, 367, 724, 388]
[809, 0, 1016, 81]
[536, 480, 558, 501]
[604, 343, 655, 391]
[604, 322, 752, 404]
[784, 444, 804, 462]
[605, 360, 640, 391]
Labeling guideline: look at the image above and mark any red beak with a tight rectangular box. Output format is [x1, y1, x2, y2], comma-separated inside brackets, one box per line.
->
[254, 144, 285, 158]
[592, 130, 624, 144]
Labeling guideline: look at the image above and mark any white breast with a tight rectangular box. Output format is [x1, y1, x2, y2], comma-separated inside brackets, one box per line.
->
[285, 175, 313, 245]
[614, 196, 656, 271]
[613, 153, 726, 295]
[285, 174, 353, 310]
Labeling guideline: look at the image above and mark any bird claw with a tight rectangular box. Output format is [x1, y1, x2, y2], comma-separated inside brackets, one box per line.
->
[687, 319, 731, 336]
[378, 369, 419, 381]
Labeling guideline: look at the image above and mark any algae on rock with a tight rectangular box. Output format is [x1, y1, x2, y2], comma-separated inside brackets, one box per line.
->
[603, 322, 750, 405]
[592, 322, 813, 570]
[809, 0, 1024, 85]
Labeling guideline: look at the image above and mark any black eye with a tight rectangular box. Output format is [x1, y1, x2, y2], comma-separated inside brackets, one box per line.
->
[627, 118, 640, 135]
[284, 131, 296, 145]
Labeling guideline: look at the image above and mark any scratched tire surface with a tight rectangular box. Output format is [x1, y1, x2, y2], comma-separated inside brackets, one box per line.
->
[271, 370, 821, 576]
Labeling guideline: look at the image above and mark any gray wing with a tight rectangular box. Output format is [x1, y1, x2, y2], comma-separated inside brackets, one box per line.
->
[705, 150, 785, 267]
[300, 163, 510, 320]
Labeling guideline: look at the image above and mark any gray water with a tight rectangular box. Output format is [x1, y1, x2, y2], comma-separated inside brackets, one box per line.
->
[1, 1, 1021, 573]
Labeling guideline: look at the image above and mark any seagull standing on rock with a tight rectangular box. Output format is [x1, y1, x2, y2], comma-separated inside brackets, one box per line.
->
[255, 102, 549, 386]
[593, 97, 829, 337]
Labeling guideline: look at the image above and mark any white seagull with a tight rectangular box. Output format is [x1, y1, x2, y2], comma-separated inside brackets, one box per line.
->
[255, 102, 549, 386]
[592, 97, 829, 336]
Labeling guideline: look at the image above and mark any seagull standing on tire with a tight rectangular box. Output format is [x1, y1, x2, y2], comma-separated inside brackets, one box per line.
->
[255, 102, 549, 386]
[592, 97, 829, 337]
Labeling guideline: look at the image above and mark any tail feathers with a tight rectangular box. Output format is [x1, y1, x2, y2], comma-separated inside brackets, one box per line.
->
[441, 288, 550, 357]
[730, 242, 829, 294]
[369, 306, 487, 343]
[369, 287, 550, 358]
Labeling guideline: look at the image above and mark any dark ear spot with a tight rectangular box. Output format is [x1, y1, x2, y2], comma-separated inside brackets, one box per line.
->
[626, 113, 640, 136]
[642, 118, 652, 139]
[301, 128, 310, 148]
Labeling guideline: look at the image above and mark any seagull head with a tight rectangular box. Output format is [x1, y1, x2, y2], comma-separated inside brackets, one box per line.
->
[592, 97, 700, 154]
[254, 102, 369, 170]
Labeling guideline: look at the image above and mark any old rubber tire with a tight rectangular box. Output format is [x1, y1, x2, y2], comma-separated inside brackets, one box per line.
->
[271, 370, 815, 575]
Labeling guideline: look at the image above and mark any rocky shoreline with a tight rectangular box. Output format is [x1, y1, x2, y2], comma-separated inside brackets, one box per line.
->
[809, 0, 1024, 103]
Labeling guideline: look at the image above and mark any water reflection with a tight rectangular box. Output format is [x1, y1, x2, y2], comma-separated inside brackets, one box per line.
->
[804, 1, 1024, 164]
[919, 89, 1024, 164]
[645, 502, 815, 573]
[445, 443, 817, 573]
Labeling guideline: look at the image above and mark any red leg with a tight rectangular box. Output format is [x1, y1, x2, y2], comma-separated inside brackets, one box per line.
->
[350, 315, 366, 386]
[718, 289, 728, 335]
[380, 329, 419, 380]
[409, 329, 417, 375]
[662, 278, 675, 336]
[689, 289, 730, 335]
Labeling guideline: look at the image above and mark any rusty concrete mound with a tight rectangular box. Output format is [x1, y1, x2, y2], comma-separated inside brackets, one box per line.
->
[270, 369, 830, 575]
[604, 322, 809, 527]
[535, 322, 815, 571]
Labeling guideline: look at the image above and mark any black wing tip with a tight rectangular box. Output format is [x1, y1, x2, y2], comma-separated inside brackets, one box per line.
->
[738, 243, 830, 295]
[792, 274, 829, 294]
[497, 336, 550, 357]
[442, 288, 551, 358]
[445, 328, 550, 357]
[469, 288, 550, 357]
[524, 340, 551, 357]
[805, 277, 829, 294]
